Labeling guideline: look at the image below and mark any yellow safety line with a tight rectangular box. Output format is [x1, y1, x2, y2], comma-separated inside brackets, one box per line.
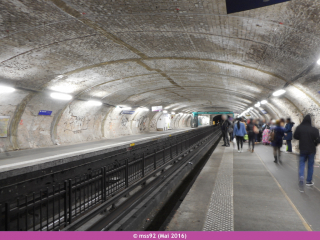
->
[254, 152, 313, 231]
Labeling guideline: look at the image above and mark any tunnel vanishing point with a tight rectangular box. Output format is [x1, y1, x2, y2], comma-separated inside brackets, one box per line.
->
[1, 0, 320, 159]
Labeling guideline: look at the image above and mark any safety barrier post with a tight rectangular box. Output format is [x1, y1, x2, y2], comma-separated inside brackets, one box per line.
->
[64, 181, 68, 227]
[142, 153, 145, 177]
[125, 159, 129, 188]
[5, 203, 9, 231]
[154, 149, 157, 170]
[102, 167, 106, 201]
[163, 146, 165, 164]
[68, 179, 72, 224]
[176, 140, 178, 156]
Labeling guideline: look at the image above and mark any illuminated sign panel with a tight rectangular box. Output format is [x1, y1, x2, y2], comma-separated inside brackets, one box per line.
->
[152, 106, 163, 112]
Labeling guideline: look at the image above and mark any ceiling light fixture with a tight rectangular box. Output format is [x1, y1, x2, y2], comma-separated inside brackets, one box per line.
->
[273, 89, 286, 96]
[50, 92, 72, 100]
[163, 110, 168, 113]
[0, 86, 15, 93]
[261, 100, 268, 104]
[317, 58, 320, 65]
[122, 107, 132, 110]
[171, 112, 175, 114]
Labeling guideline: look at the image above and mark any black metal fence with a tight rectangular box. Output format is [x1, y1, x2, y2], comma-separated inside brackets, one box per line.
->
[0, 126, 220, 231]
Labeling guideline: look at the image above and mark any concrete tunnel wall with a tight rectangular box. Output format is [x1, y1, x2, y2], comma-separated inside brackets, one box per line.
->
[0, 96, 192, 151]
[1, 0, 320, 161]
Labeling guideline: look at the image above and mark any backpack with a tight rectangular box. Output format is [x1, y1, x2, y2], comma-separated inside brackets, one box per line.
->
[228, 123, 233, 133]
[269, 130, 275, 142]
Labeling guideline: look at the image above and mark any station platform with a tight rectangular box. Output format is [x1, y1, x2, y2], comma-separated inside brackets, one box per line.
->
[167, 140, 320, 231]
[0, 128, 194, 178]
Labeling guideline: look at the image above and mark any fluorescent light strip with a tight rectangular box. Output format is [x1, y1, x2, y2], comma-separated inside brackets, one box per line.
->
[87, 100, 102, 106]
[273, 89, 286, 96]
[0, 86, 15, 93]
[50, 92, 72, 100]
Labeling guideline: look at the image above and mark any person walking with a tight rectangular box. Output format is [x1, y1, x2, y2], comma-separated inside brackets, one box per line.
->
[228, 118, 234, 142]
[271, 120, 285, 163]
[256, 119, 263, 143]
[262, 125, 271, 145]
[220, 115, 230, 147]
[233, 118, 247, 152]
[294, 115, 320, 192]
[246, 119, 257, 153]
[284, 118, 295, 153]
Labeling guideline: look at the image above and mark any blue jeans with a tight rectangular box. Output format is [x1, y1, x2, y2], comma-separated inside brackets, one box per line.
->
[299, 153, 315, 183]
[286, 140, 292, 152]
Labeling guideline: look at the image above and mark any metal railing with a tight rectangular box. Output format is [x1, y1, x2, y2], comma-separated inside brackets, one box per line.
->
[0, 126, 220, 231]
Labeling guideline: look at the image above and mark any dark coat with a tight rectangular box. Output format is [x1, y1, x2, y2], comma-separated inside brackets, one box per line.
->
[246, 122, 257, 136]
[220, 120, 230, 132]
[293, 115, 320, 154]
[283, 122, 295, 141]
[271, 126, 285, 147]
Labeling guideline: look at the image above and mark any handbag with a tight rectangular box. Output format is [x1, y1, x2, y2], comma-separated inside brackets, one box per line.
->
[253, 125, 259, 134]
[244, 134, 248, 140]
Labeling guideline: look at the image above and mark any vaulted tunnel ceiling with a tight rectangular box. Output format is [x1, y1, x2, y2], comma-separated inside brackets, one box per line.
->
[1, 0, 320, 114]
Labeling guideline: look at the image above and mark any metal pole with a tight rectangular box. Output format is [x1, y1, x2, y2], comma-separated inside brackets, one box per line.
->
[142, 153, 145, 177]
[5, 203, 9, 231]
[64, 181, 68, 227]
[102, 167, 106, 201]
[154, 149, 157, 170]
[163, 146, 165, 164]
[68, 179, 72, 224]
[125, 159, 129, 187]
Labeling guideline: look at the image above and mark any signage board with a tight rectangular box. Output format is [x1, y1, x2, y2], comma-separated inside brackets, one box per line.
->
[122, 110, 135, 115]
[0, 116, 10, 138]
[38, 110, 52, 116]
[226, 0, 291, 14]
[261, 109, 268, 114]
[152, 106, 163, 112]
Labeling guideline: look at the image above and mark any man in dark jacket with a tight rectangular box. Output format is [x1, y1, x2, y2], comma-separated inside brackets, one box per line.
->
[294, 115, 320, 192]
[221, 115, 230, 147]
[284, 118, 295, 152]
[272, 120, 285, 163]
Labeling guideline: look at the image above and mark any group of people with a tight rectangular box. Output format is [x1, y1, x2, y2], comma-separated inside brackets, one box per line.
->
[219, 114, 320, 192]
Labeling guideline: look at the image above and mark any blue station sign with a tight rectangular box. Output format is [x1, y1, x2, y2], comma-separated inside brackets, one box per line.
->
[261, 110, 268, 114]
[121, 110, 135, 115]
[38, 110, 52, 116]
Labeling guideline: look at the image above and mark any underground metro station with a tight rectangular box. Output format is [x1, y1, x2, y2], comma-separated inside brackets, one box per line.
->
[1, 0, 320, 233]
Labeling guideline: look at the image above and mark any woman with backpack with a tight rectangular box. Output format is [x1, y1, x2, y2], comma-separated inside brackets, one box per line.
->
[233, 118, 247, 152]
[246, 119, 259, 153]
[271, 120, 285, 163]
